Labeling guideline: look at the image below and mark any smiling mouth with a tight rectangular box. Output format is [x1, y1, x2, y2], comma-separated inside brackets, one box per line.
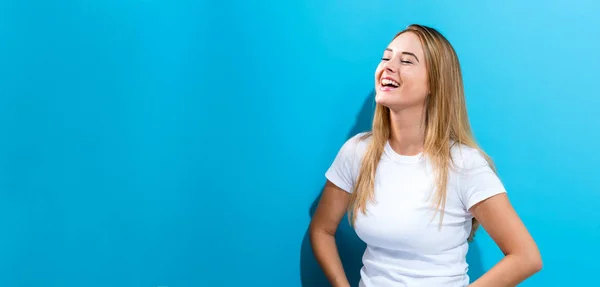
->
[380, 78, 400, 90]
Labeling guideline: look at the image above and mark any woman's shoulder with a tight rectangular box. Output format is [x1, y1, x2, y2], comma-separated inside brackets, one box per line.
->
[449, 142, 491, 171]
[345, 131, 372, 148]
[324, 132, 372, 192]
[332, 132, 372, 161]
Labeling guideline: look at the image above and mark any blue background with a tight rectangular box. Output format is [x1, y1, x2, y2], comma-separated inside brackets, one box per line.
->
[1, 0, 598, 286]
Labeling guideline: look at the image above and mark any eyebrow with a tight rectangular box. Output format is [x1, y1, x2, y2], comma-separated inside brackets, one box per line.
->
[385, 48, 419, 63]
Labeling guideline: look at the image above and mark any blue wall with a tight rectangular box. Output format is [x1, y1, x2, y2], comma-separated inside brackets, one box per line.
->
[1, 1, 598, 286]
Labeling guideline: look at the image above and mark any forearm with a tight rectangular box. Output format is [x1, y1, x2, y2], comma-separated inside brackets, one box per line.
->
[468, 253, 542, 287]
[309, 229, 351, 287]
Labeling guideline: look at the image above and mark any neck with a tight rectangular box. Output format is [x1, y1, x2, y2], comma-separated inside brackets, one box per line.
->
[388, 105, 426, 156]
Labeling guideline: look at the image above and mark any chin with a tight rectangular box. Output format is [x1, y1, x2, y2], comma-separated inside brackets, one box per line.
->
[375, 92, 400, 107]
[376, 91, 425, 111]
[376, 98, 418, 113]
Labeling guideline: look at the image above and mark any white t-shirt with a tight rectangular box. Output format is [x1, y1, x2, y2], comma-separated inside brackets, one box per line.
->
[325, 133, 507, 287]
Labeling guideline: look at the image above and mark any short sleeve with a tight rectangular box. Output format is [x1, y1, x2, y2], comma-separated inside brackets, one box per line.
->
[324, 133, 367, 194]
[461, 150, 507, 211]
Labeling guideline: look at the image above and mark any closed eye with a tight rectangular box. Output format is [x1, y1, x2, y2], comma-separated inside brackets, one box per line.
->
[381, 58, 412, 64]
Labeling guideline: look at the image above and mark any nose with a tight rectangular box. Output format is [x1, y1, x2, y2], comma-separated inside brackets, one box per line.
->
[383, 57, 399, 73]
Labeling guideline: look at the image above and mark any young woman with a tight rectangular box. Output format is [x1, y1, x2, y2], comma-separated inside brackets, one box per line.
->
[309, 24, 542, 287]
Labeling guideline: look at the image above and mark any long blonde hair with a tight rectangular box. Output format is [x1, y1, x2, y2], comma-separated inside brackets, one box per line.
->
[348, 24, 496, 242]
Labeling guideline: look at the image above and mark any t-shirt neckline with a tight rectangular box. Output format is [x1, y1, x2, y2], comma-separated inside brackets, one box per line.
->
[384, 141, 424, 163]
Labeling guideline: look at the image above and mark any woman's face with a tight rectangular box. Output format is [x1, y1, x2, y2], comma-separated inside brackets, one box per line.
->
[375, 32, 429, 111]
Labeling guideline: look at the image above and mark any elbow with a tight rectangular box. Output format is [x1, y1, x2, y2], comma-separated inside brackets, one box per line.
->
[308, 224, 325, 252]
[508, 248, 542, 276]
[308, 222, 335, 243]
[521, 251, 543, 275]
[308, 223, 317, 242]
[308, 221, 321, 243]
[530, 255, 543, 274]
[528, 247, 543, 274]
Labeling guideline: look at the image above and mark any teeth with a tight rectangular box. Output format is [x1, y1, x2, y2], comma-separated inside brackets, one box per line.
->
[381, 78, 400, 87]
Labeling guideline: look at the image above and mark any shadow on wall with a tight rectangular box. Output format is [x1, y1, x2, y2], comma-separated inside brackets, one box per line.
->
[299, 90, 485, 286]
[299, 90, 375, 287]
[467, 240, 484, 282]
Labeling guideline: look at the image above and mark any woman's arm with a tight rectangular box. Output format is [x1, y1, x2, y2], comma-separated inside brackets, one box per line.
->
[309, 180, 352, 287]
[468, 193, 542, 287]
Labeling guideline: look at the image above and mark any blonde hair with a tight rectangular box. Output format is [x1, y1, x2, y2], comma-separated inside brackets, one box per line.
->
[348, 24, 496, 242]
